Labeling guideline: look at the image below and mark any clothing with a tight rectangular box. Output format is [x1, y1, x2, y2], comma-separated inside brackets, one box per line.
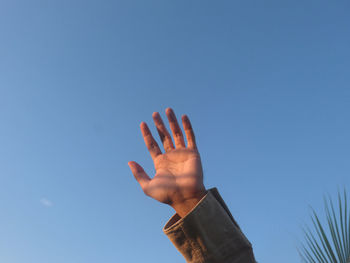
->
[163, 188, 256, 263]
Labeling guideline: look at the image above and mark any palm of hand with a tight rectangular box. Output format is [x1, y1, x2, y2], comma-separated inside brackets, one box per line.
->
[146, 149, 204, 205]
[128, 108, 206, 213]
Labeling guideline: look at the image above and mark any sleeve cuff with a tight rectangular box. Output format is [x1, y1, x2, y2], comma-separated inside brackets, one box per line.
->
[163, 188, 255, 263]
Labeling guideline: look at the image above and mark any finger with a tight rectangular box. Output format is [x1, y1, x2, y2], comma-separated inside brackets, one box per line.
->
[128, 161, 151, 190]
[152, 112, 175, 152]
[181, 114, 197, 149]
[140, 122, 162, 161]
[165, 108, 186, 148]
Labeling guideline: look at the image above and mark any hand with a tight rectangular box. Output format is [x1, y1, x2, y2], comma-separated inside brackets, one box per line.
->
[128, 108, 207, 217]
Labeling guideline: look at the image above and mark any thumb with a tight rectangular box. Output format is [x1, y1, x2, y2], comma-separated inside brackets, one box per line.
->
[128, 161, 151, 190]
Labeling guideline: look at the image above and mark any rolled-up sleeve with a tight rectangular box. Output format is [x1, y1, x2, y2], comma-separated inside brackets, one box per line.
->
[163, 188, 256, 263]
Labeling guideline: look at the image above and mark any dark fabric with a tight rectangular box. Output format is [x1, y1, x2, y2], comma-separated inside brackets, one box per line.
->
[163, 188, 257, 263]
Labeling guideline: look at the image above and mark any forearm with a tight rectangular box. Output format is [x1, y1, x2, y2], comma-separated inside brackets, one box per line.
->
[163, 188, 256, 263]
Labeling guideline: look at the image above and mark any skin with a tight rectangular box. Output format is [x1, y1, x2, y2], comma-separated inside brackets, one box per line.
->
[128, 107, 207, 218]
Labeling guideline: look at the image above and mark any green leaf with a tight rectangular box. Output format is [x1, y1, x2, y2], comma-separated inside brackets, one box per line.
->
[299, 188, 350, 263]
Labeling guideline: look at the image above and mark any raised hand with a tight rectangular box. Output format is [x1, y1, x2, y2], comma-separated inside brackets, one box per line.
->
[128, 108, 207, 217]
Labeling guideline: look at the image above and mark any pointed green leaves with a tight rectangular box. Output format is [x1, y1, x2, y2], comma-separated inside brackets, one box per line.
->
[299, 189, 350, 263]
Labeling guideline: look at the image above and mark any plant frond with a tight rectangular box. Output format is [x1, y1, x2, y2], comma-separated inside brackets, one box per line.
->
[299, 188, 350, 263]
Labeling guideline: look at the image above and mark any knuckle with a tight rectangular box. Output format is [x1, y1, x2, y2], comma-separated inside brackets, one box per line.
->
[174, 132, 183, 139]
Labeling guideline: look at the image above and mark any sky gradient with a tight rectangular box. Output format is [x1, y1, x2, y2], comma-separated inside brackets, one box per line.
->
[1, 1, 350, 262]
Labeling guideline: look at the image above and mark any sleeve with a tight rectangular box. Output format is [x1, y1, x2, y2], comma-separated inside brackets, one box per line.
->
[163, 188, 257, 263]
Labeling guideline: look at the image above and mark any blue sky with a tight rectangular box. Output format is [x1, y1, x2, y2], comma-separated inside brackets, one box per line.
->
[0, 0, 349, 262]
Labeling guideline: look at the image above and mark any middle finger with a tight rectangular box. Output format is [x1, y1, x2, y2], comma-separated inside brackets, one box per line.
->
[152, 112, 175, 152]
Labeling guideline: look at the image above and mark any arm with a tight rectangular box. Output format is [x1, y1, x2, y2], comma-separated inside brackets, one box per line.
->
[128, 108, 256, 263]
[163, 188, 256, 263]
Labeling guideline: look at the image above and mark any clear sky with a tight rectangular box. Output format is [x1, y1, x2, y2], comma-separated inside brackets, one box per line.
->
[0, 1, 349, 262]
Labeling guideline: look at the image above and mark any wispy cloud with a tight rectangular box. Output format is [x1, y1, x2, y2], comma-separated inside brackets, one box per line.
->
[40, 198, 53, 207]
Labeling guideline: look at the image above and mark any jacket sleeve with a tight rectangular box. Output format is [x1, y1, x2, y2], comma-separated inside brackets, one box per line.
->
[163, 188, 257, 263]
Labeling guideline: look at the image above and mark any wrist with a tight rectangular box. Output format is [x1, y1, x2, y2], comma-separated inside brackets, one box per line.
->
[171, 190, 208, 218]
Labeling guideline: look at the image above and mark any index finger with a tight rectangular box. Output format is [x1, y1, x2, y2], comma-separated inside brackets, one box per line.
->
[140, 122, 162, 161]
